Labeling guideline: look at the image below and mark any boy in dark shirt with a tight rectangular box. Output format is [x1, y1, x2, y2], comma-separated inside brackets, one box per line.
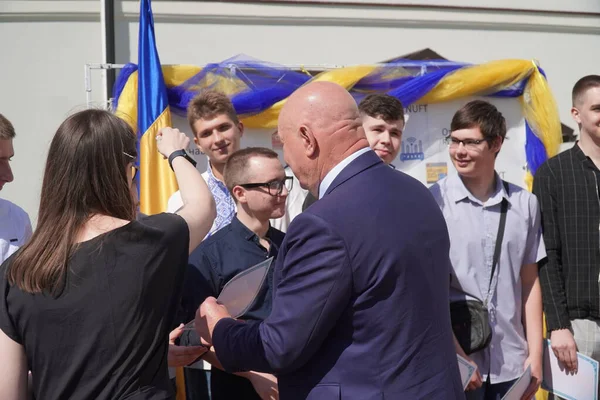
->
[534, 75, 600, 388]
[180, 147, 291, 399]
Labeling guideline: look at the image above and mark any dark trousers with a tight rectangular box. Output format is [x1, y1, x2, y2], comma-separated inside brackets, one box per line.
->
[184, 368, 211, 400]
[210, 368, 261, 400]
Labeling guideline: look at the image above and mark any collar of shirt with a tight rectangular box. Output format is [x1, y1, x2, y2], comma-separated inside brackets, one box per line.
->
[205, 161, 224, 185]
[446, 172, 510, 207]
[318, 147, 372, 199]
[573, 141, 589, 163]
[573, 141, 600, 172]
[230, 216, 277, 247]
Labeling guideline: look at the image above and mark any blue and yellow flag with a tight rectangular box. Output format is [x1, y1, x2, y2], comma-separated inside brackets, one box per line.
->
[136, 0, 178, 215]
[137, 4, 187, 399]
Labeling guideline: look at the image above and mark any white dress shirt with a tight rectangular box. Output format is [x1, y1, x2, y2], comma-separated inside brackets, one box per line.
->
[0, 198, 32, 264]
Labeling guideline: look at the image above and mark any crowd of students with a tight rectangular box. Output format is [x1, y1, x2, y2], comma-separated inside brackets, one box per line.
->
[0, 75, 599, 400]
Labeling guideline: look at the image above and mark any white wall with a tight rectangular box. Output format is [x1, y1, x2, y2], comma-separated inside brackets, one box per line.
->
[289, 0, 600, 14]
[1, 0, 599, 225]
[0, 3, 104, 225]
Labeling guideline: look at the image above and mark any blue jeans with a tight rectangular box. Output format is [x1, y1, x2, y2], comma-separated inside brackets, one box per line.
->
[465, 377, 517, 400]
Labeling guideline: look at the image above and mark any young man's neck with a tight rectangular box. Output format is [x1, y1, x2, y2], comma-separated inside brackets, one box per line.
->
[236, 210, 270, 240]
[209, 161, 226, 182]
[578, 131, 600, 169]
[459, 169, 497, 203]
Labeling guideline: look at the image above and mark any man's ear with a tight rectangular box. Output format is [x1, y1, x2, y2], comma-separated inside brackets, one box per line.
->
[571, 107, 582, 126]
[490, 136, 503, 153]
[231, 186, 246, 204]
[193, 137, 204, 154]
[299, 125, 317, 157]
[237, 121, 245, 137]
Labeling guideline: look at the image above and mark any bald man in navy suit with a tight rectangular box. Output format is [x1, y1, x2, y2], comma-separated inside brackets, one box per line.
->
[194, 82, 464, 400]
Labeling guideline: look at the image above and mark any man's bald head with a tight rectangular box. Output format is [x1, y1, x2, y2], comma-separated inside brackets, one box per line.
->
[280, 81, 360, 130]
[278, 82, 369, 195]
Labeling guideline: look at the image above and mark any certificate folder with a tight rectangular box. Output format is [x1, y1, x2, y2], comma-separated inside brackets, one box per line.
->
[183, 256, 274, 331]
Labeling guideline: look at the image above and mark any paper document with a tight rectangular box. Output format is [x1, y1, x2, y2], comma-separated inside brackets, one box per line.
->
[457, 355, 476, 390]
[183, 257, 274, 331]
[501, 365, 531, 400]
[541, 339, 599, 400]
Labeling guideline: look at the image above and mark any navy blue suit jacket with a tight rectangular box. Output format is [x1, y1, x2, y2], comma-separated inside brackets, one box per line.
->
[213, 151, 464, 399]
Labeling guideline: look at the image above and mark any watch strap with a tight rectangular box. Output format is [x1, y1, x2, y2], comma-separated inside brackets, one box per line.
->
[168, 149, 197, 171]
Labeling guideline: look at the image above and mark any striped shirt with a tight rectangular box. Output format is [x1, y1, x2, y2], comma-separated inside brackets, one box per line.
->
[533, 142, 600, 331]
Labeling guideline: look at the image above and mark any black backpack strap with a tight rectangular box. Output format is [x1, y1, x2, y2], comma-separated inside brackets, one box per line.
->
[487, 180, 509, 291]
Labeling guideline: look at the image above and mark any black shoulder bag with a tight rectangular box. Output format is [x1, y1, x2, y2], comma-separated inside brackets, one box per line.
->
[450, 181, 508, 355]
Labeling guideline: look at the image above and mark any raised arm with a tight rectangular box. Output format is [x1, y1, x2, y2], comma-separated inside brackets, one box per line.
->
[156, 127, 216, 253]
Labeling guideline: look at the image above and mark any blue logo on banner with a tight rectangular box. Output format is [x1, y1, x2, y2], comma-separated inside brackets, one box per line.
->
[400, 137, 424, 162]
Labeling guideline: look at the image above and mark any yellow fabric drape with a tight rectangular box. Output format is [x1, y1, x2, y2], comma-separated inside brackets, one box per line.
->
[419, 60, 534, 104]
[241, 65, 378, 129]
[115, 71, 139, 132]
[115, 66, 203, 131]
[162, 65, 202, 87]
[520, 64, 562, 192]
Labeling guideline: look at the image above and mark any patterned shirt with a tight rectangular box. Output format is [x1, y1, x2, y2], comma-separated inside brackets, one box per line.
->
[430, 173, 545, 383]
[166, 163, 236, 241]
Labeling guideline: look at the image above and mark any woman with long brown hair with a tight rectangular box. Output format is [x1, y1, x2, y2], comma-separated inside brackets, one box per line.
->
[0, 109, 215, 400]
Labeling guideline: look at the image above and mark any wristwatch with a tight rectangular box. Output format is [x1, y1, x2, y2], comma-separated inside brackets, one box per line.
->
[168, 149, 197, 170]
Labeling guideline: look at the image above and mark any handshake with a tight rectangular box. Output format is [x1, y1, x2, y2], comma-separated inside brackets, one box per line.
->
[167, 297, 279, 400]
[167, 258, 278, 399]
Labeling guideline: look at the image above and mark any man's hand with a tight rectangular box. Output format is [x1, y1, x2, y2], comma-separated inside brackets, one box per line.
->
[550, 328, 578, 373]
[453, 334, 482, 392]
[521, 354, 542, 400]
[463, 356, 483, 391]
[167, 324, 208, 367]
[247, 371, 279, 400]
[195, 297, 232, 347]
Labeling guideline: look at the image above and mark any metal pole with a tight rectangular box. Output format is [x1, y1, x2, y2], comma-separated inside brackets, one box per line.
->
[84, 61, 470, 105]
[101, 0, 116, 108]
[86, 61, 467, 72]
[84, 64, 92, 108]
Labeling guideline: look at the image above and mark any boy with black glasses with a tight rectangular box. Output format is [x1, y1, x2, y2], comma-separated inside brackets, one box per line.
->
[179, 147, 289, 400]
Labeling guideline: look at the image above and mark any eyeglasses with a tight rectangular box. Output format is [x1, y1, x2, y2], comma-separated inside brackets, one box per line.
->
[124, 152, 139, 185]
[444, 136, 490, 151]
[239, 176, 293, 196]
[130, 165, 139, 184]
